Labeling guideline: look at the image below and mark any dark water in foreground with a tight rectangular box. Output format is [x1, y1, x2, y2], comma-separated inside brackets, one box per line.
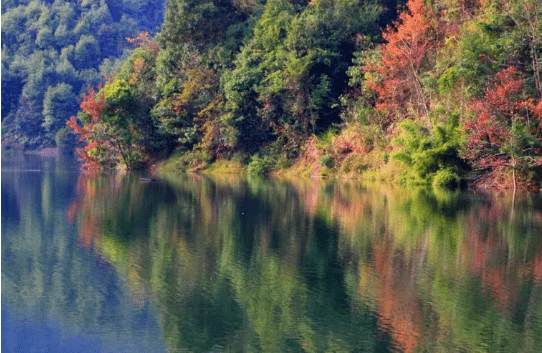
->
[3, 153, 542, 353]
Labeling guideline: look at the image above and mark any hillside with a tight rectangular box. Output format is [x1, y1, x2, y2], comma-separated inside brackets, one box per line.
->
[1, 0, 165, 149]
[16, 0, 541, 191]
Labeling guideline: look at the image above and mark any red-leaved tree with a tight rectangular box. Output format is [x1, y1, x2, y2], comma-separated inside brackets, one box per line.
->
[67, 81, 133, 170]
[67, 87, 106, 170]
[363, 0, 438, 128]
[464, 67, 542, 190]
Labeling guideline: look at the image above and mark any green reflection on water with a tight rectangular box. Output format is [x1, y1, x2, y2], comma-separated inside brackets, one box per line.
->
[2, 155, 167, 352]
[68, 172, 542, 353]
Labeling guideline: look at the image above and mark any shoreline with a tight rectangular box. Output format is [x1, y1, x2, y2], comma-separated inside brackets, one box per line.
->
[19, 147, 536, 194]
[25, 147, 60, 157]
[155, 157, 542, 194]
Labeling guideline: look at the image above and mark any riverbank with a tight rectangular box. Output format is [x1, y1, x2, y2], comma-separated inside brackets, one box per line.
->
[156, 147, 541, 193]
[25, 147, 60, 157]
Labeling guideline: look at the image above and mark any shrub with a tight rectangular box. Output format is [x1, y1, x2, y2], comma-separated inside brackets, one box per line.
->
[340, 153, 369, 175]
[55, 127, 71, 147]
[247, 155, 270, 175]
[319, 154, 335, 168]
[392, 115, 467, 187]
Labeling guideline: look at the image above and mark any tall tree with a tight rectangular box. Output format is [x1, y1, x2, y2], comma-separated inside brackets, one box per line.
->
[464, 67, 542, 190]
[504, 0, 542, 99]
[223, 0, 383, 156]
[363, 0, 438, 128]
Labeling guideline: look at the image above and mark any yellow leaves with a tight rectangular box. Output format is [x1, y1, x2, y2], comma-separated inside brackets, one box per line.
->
[168, 68, 217, 114]
[180, 70, 207, 101]
[197, 96, 227, 153]
[128, 57, 146, 86]
[133, 57, 145, 72]
[197, 94, 224, 121]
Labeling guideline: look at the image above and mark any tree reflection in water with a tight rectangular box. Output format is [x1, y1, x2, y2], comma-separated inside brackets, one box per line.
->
[2, 155, 167, 353]
[68, 172, 542, 353]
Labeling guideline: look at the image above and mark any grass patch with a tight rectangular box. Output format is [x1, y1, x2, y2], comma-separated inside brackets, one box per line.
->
[158, 151, 246, 175]
[156, 150, 192, 173]
[201, 159, 245, 175]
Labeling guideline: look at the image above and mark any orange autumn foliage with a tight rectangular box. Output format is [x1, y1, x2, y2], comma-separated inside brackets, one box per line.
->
[66, 87, 107, 170]
[364, 0, 439, 124]
[79, 86, 105, 122]
[66, 116, 88, 139]
[126, 31, 160, 53]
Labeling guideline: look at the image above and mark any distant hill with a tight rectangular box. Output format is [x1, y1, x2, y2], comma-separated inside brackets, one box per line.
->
[1, 0, 165, 150]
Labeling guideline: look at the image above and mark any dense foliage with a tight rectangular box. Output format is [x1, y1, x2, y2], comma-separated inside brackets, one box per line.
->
[1, 0, 165, 149]
[348, 0, 542, 190]
[4, 0, 541, 190]
[65, 0, 400, 169]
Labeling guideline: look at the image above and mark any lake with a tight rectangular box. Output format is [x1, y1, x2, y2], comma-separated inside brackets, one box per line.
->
[2, 153, 542, 353]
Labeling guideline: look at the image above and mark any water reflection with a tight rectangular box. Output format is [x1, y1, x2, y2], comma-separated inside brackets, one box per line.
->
[1, 154, 167, 353]
[335, 187, 542, 353]
[65, 171, 542, 353]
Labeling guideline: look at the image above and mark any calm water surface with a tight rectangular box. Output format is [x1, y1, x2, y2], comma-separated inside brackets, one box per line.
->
[3, 153, 542, 353]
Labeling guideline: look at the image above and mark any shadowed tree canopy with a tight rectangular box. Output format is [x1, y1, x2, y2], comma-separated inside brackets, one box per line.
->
[159, 0, 248, 52]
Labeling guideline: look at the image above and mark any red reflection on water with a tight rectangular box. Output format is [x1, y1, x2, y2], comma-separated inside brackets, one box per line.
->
[66, 170, 103, 250]
[373, 244, 423, 353]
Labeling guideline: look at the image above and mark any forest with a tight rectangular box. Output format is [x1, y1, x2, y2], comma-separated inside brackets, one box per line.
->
[3, 0, 542, 191]
[1, 0, 165, 148]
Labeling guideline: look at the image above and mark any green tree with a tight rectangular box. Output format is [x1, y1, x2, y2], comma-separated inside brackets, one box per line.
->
[42, 83, 78, 132]
[222, 0, 383, 158]
[73, 34, 100, 70]
[159, 0, 246, 53]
